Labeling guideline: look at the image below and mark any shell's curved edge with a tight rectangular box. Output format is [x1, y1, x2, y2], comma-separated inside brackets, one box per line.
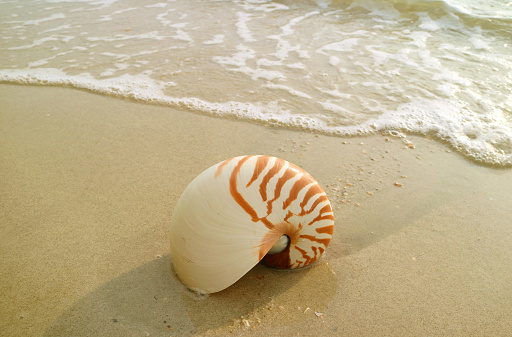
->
[169, 155, 334, 293]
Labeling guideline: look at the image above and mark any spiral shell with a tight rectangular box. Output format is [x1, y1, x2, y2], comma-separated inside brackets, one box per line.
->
[169, 155, 334, 294]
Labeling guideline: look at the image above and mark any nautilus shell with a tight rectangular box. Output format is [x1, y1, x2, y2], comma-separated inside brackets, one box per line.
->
[169, 155, 334, 294]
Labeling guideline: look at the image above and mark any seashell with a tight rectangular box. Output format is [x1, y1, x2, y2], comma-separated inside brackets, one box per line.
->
[169, 155, 334, 294]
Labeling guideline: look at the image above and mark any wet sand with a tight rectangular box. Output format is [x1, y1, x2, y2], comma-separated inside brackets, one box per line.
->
[1, 84, 511, 336]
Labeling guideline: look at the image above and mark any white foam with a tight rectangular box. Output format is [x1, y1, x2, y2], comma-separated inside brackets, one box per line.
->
[328, 56, 340, 66]
[28, 60, 49, 67]
[268, 11, 318, 60]
[407, 31, 430, 48]
[0, 69, 167, 99]
[313, 0, 332, 9]
[39, 24, 72, 34]
[348, 0, 401, 20]
[256, 58, 282, 67]
[286, 63, 305, 69]
[2, 67, 511, 166]
[366, 45, 420, 68]
[319, 38, 360, 52]
[8, 35, 75, 50]
[86, 31, 166, 42]
[417, 48, 442, 70]
[264, 84, 312, 99]
[97, 15, 112, 22]
[1, 0, 511, 167]
[145, 3, 167, 8]
[155, 10, 176, 26]
[251, 69, 285, 81]
[432, 70, 471, 86]
[203, 34, 224, 45]
[239, 2, 289, 12]
[363, 99, 512, 165]
[236, 12, 255, 42]
[318, 101, 354, 116]
[213, 44, 255, 67]
[111, 7, 137, 15]
[22, 13, 66, 25]
[283, 11, 318, 36]
[296, 50, 310, 59]
[171, 23, 192, 42]
[46, 0, 119, 9]
[469, 36, 491, 50]
[417, 13, 440, 31]
[318, 87, 351, 99]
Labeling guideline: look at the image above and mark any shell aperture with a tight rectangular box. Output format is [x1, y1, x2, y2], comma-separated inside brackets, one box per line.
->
[169, 155, 334, 294]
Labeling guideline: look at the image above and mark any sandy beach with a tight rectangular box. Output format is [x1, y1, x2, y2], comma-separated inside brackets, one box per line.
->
[1, 84, 511, 336]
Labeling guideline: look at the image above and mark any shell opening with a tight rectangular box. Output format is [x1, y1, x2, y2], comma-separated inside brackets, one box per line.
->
[267, 235, 290, 255]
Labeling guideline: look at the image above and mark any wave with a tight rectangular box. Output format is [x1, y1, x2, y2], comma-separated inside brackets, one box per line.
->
[2, 68, 511, 167]
[315, 0, 512, 33]
[1, 0, 511, 167]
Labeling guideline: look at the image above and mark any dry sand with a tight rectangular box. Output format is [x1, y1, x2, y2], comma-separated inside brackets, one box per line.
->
[1, 84, 511, 336]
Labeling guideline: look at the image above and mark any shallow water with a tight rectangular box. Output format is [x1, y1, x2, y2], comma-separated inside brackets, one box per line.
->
[1, 0, 511, 165]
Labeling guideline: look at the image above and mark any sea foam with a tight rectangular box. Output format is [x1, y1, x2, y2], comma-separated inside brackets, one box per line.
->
[1, 0, 511, 166]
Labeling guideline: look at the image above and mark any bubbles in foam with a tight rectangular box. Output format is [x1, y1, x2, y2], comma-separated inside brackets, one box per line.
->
[365, 99, 512, 165]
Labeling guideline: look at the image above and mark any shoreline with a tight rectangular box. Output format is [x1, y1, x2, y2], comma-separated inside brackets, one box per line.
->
[3, 81, 509, 170]
[1, 84, 511, 336]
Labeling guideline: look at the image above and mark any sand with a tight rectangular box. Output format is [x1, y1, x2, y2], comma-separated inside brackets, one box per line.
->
[1, 84, 511, 337]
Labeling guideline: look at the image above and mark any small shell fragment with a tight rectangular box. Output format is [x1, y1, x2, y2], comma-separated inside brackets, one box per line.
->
[394, 182, 403, 187]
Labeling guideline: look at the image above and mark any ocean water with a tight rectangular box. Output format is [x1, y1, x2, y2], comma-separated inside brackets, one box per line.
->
[1, 0, 511, 166]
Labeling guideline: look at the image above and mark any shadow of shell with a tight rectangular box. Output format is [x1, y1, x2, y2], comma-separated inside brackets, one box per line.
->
[43, 255, 337, 336]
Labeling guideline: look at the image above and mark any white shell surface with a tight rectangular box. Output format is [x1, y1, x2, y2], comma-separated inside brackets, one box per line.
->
[169, 155, 334, 294]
